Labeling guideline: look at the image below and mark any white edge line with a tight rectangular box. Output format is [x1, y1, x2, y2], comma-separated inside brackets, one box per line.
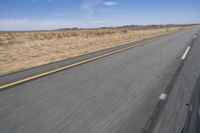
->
[190, 105, 193, 111]
[159, 93, 167, 100]
[198, 107, 200, 116]
[194, 35, 197, 39]
[181, 46, 191, 60]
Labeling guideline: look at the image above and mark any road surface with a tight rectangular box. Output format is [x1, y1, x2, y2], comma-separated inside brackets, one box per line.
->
[0, 27, 200, 133]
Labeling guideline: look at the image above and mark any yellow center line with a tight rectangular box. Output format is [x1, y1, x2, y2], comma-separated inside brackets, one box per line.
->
[0, 36, 165, 90]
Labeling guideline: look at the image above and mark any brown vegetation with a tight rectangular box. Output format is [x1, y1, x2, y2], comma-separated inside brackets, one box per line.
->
[0, 25, 191, 75]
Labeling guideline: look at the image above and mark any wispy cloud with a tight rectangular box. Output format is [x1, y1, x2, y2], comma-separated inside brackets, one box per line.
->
[81, 0, 102, 18]
[31, 0, 37, 3]
[32, 0, 56, 3]
[0, 19, 31, 25]
[47, 0, 55, 2]
[0, 19, 79, 30]
[0, 19, 109, 31]
[103, 1, 118, 6]
[52, 13, 64, 17]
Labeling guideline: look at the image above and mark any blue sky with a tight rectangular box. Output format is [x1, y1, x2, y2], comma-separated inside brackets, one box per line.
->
[0, 0, 200, 30]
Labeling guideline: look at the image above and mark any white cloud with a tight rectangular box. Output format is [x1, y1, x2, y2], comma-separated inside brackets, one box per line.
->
[81, 0, 102, 10]
[90, 20, 108, 24]
[81, 0, 102, 18]
[103, 1, 118, 6]
[0, 19, 109, 31]
[0, 19, 31, 25]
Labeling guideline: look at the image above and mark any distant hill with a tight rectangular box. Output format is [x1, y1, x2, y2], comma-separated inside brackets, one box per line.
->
[56, 24, 199, 31]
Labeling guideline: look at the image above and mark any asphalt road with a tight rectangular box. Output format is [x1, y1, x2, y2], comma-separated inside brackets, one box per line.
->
[0, 27, 200, 133]
[149, 28, 200, 133]
[152, 28, 200, 133]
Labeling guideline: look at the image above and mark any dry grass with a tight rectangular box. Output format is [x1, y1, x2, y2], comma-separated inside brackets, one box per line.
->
[0, 26, 189, 75]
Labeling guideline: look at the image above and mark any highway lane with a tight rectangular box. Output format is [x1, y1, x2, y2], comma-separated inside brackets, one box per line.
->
[0, 27, 199, 133]
[151, 30, 200, 133]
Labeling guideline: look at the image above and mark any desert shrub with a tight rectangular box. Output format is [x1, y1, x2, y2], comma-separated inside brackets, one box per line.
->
[70, 32, 77, 37]
[121, 29, 128, 33]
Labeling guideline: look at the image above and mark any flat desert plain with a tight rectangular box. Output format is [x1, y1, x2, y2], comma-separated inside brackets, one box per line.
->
[0, 25, 192, 75]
